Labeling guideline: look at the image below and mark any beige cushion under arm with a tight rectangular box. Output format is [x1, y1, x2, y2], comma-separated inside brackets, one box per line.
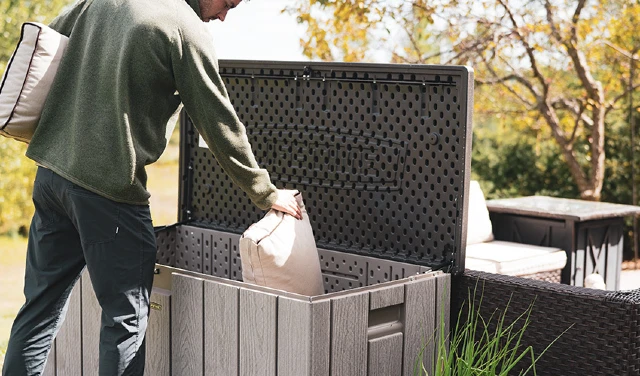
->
[0, 22, 68, 143]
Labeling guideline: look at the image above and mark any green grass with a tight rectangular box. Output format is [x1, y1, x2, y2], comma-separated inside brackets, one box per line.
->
[0, 236, 28, 368]
[0, 129, 180, 368]
[415, 283, 570, 376]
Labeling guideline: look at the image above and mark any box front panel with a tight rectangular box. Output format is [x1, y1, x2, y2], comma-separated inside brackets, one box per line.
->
[56, 266, 449, 376]
[54, 282, 82, 376]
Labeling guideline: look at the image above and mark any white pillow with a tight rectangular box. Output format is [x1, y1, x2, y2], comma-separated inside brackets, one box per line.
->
[0, 22, 68, 143]
[466, 180, 495, 245]
[239, 194, 324, 296]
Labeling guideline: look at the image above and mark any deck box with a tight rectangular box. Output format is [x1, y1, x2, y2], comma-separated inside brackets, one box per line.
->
[46, 61, 474, 376]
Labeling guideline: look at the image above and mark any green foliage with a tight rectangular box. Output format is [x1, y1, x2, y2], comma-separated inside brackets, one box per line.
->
[287, 0, 435, 62]
[472, 128, 579, 201]
[0, 0, 73, 71]
[0, 0, 72, 235]
[288, 0, 640, 201]
[0, 140, 35, 235]
[475, 141, 573, 200]
[470, 83, 578, 199]
[416, 284, 568, 376]
[602, 111, 639, 205]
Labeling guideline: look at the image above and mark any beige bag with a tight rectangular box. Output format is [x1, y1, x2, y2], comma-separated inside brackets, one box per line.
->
[0, 22, 68, 143]
[239, 194, 324, 296]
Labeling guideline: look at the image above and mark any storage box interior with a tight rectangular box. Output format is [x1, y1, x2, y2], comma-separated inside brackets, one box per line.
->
[155, 225, 433, 294]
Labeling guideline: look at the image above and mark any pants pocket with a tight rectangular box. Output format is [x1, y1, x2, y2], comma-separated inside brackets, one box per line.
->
[32, 182, 64, 230]
[67, 186, 121, 245]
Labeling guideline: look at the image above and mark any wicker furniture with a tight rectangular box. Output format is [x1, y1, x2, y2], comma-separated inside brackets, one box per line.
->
[465, 182, 567, 282]
[488, 196, 640, 290]
[452, 270, 640, 375]
[466, 241, 566, 282]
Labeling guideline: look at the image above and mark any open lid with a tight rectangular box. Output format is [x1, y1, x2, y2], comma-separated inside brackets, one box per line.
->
[178, 61, 473, 274]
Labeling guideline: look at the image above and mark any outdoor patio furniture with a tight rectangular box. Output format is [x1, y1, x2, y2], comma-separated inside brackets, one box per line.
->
[487, 196, 640, 290]
[453, 269, 640, 375]
[465, 181, 567, 282]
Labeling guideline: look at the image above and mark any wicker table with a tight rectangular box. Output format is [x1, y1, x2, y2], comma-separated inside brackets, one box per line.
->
[486, 196, 640, 290]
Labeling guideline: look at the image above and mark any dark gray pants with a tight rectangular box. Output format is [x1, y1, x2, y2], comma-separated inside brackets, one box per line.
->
[2, 167, 157, 376]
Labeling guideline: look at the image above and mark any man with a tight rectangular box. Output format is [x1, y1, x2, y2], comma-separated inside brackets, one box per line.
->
[2, 0, 301, 374]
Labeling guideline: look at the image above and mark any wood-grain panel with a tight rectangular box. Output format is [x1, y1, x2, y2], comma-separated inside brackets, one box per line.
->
[369, 285, 404, 310]
[368, 333, 403, 376]
[172, 273, 204, 376]
[81, 271, 101, 375]
[330, 292, 369, 376]
[435, 274, 451, 353]
[239, 288, 277, 376]
[403, 277, 436, 376]
[145, 288, 171, 376]
[277, 298, 331, 376]
[204, 281, 239, 376]
[56, 281, 82, 376]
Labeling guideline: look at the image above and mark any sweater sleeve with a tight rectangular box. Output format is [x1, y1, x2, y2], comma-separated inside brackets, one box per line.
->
[170, 26, 278, 211]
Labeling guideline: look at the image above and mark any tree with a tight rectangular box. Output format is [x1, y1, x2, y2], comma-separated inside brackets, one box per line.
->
[0, 0, 72, 235]
[288, 0, 640, 201]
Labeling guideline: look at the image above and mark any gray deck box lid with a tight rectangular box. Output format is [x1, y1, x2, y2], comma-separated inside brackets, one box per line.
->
[177, 60, 474, 274]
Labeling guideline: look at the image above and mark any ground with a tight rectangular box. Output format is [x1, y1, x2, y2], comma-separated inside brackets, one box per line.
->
[0, 236, 29, 366]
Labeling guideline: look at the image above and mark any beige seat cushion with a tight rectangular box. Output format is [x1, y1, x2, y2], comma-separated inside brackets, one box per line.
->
[0, 22, 68, 143]
[464, 257, 498, 274]
[466, 240, 567, 276]
[466, 180, 494, 245]
[239, 194, 324, 296]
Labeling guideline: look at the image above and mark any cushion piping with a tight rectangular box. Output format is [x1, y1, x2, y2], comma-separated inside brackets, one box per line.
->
[0, 24, 28, 130]
[1, 22, 44, 131]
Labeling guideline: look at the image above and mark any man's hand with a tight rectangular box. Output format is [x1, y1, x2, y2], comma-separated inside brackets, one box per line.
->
[271, 189, 302, 220]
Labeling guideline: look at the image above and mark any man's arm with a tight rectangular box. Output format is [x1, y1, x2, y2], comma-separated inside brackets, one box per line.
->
[170, 25, 279, 211]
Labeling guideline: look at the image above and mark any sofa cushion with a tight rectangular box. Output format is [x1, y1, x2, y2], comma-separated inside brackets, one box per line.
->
[464, 257, 499, 274]
[466, 240, 567, 276]
[239, 194, 324, 296]
[0, 22, 68, 143]
[466, 180, 495, 245]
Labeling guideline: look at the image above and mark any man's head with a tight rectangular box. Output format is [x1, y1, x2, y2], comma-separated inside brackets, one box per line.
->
[199, 0, 242, 22]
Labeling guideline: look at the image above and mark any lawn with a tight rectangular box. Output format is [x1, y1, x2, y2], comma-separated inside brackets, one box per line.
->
[0, 236, 28, 367]
[0, 129, 180, 369]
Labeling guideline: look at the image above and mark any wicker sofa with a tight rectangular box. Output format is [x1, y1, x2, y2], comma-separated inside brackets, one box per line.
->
[464, 181, 568, 283]
[452, 269, 640, 375]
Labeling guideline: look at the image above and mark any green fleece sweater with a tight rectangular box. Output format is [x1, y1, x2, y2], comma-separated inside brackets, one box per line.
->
[26, 0, 278, 209]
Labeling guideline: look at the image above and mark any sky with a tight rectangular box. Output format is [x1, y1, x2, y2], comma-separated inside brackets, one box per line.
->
[205, 0, 397, 63]
[206, 0, 309, 62]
